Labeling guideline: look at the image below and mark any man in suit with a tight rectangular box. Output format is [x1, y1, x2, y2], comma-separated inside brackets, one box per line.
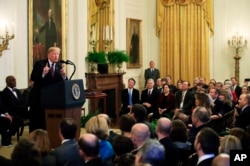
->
[156, 117, 179, 166]
[175, 80, 195, 115]
[144, 61, 160, 87]
[209, 87, 224, 119]
[120, 78, 140, 116]
[231, 77, 242, 100]
[194, 127, 219, 166]
[235, 93, 250, 131]
[1, 75, 29, 120]
[53, 118, 84, 166]
[29, 47, 67, 132]
[0, 92, 15, 147]
[140, 78, 159, 116]
[78, 133, 106, 166]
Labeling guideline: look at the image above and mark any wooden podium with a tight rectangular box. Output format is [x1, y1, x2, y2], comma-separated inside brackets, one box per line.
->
[41, 80, 85, 148]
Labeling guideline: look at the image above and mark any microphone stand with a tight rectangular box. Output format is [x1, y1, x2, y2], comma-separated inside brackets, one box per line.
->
[67, 60, 76, 80]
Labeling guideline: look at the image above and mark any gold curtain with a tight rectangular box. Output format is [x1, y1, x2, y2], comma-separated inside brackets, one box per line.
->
[157, 0, 213, 85]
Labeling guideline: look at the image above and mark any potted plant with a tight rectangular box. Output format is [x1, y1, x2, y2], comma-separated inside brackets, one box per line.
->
[107, 50, 129, 73]
[85, 51, 107, 73]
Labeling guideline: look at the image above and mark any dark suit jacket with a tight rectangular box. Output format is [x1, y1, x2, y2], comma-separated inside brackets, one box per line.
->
[234, 85, 242, 99]
[120, 88, 140, 115]
[29, 59, 66, 131]
[84, 157, 109, 166]
[1, 87, 28, 119]
[197, 157, 214, 166]
[52, 139, 84, 166]
[0, 155, 13, 166]
[159, 137, 179, 166]
[211, 98, 224, 116]
[175, 90, 195, 115]
[235, 105, 250, 131]
[144, 68, 160, 85]
[140, 88, 159, 114]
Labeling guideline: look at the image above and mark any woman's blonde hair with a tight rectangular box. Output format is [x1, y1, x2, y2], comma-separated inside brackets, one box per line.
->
[29, 129, 51, 154]
[219, 135, 242, 154]
[85, 116, 109, 139]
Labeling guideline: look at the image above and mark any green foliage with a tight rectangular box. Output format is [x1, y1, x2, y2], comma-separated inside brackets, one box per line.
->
[81, 109, 99, 127]
[107, 50, 129, 64]
[85, 51, 107, 64]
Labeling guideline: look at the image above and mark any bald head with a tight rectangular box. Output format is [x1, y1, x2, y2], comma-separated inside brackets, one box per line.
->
[131, 123, 150, 147]
[156, 117, 172, 136]
[78, 133, 99, 157]
[211, 153, 229, 166]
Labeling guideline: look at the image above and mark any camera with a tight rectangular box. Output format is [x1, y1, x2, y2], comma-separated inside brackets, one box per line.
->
[244, 78, 250, 82]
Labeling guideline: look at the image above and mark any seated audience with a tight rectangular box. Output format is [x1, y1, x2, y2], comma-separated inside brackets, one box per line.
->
[120, 78, 140, 116]
[170, 119, 192, 163]
[129, 104, 155, 138]
[119, 114, 136, 138]
[234, 93, 250, 131]
[156, 84, 175, 119]
[1, 75, 29, 120]
[156, 117, 179, 166]
[140, 78, 159, 116]
[211, 153, 230, 166]
[117, 153, 135, 166]
[209, 87, 224, 119]
[112, 135, 134, 165]
[135, 139, 165, 166]
[52, 118, 84, 166]
[194, 92, 212, 116]
[229, 127, 250, 150]
[172, 112, 190, 127]
[78, 133, 108, 166]
[175, 80, 195, 116]
[166, 75, 177, 94]
[11, 138, 41, 166]
[131, 123, 150, 154]
[218, 89, 233, 115]
[0, 92, 16, 147]
[194, 127, 220, 166]
[29, 129, 56, 166]
[219, 135, 242, 154]
[241, 85, 249, 94]
[188, 107, 210, 150]
[97, 113, 117, 141]
[85, 116, 115, 161]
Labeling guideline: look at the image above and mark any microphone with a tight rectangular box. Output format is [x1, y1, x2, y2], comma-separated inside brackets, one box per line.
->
[59, 59, 76, 80]
[59, 60, 71, 64]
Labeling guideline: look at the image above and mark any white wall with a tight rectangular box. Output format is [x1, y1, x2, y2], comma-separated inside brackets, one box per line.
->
[213, 0, 250, 85]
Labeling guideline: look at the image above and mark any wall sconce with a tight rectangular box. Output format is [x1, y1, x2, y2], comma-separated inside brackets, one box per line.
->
[228, 32, 247, 82]
[0, 22, 14, 56]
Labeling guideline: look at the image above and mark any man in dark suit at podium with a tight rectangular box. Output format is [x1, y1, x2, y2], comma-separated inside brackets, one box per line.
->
[29, 47, 67, 132]
[120, 78, 140, 116]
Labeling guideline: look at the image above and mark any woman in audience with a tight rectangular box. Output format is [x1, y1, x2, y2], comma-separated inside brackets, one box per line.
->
[85, 116, 115, 161]
[219, 135, 242, 154]
[194, 92, 212, 116]
[119, 114, 136, 138]
[241, 85, 249, 94]
[157, 84, 175, 119]
[229, 127, 250, 150]
[29, 129, 56, 166]
[170, 119, 192, 163]
[219, 90, 233, 115]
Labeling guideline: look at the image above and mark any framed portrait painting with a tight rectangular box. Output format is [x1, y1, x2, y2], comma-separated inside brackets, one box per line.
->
[126, 18, 142, 68]
[28, 0, 67, 75]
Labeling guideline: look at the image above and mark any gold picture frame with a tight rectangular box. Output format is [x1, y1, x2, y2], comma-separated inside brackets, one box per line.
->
[28, 0, 67, 75]
[126, 18, 142, 68]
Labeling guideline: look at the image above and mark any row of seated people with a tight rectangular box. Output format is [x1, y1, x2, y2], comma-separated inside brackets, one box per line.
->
[0, 76, 30, 147]
[120, 76, 248, 126]
[1, 104, 250, 166]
